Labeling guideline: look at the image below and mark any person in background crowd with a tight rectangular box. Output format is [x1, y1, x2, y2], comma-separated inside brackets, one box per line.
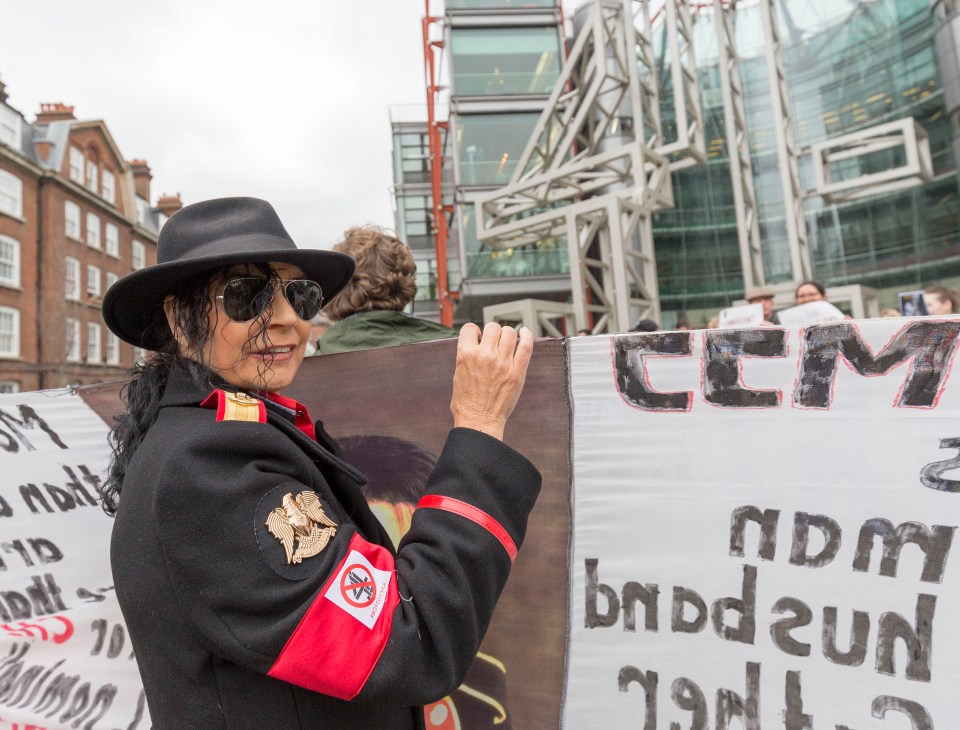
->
[303, 312, 333, 356]
[880, 308, 902, 318]
[674, 319, 692, 331]
[315, 226, 457, 354]
[744, 286, 780, 325]
[795, 281, 827, 305]
[923, 285, 960, 315]
[99, 197, 541, 729]
[630, 319, 659, 333]
[576, 328, 592, 336]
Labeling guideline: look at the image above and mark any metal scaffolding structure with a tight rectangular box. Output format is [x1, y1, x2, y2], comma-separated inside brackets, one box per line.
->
[422, 0, 456, 326]
[474, 0, 703, 333]
[423, 0, 943, 333]
[758, 0, 812, 285]
[713, 0, 765, 292]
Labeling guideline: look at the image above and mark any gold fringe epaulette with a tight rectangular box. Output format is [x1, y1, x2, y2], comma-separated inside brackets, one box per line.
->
[199, 389, 267, 423]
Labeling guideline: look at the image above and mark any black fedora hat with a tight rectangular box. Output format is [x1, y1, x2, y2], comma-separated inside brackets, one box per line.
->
[102, 197, 355, 350]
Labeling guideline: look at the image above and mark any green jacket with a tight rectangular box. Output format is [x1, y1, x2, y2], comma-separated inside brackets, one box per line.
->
[315, 309, 458, 355]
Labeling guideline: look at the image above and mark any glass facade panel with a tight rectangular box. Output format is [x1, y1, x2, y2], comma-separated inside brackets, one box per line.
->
[393, 131, 432, 185]
[397, 194, 435, 250]
[650, 0, 960, 317]
[455, 112, 540, 186]
[451, 27, 562, 96]
[460, 203, 569, 278]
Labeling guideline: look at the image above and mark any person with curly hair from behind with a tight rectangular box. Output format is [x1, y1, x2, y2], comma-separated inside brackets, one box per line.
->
[315, 226, 457, 354]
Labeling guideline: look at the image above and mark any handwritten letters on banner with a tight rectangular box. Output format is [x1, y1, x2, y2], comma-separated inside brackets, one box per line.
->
[564, 319, 960, 729]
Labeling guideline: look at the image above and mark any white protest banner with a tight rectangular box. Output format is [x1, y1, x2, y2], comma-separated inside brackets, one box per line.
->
[564, 318, 960, 729]
[0, 389, 148, 730]
[719, 303, 764, 328]
[776, 300, 846, 326]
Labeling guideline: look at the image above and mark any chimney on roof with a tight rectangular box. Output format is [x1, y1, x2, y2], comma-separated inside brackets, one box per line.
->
[130, 159, 152, 201]
[36, 103, 76, 124]
[0, 78, 7, 105]
[157, 193, 183, 217]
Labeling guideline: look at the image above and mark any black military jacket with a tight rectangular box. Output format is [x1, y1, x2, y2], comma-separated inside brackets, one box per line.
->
[111, 366, 541, 729]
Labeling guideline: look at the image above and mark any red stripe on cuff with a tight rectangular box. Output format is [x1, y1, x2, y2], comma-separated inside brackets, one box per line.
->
[417, 495, 517, 562]
[268, 533, 399, 700]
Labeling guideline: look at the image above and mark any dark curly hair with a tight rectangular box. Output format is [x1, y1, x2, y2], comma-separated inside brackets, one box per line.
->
[101, 262, 284, 515]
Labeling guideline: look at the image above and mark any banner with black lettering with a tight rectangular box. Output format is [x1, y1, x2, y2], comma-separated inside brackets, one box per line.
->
[0, 389, 148, 730]
[563, 319, 960, 728]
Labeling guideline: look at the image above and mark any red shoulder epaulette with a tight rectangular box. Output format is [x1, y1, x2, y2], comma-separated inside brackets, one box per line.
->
[199, 389, 267, 423]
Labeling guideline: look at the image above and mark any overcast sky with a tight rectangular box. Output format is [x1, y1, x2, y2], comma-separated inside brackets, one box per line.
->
[2, 1, 433, 250]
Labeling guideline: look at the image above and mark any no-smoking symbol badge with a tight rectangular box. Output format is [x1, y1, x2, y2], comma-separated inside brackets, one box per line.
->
[326, 549, 393, 628]
[340, 563, 376, 608]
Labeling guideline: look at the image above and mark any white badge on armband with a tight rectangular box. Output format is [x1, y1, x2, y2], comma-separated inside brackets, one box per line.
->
[325, 549, 393, 629]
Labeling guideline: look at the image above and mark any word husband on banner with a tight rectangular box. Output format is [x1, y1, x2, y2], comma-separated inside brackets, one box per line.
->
[564, 318, 960, 730]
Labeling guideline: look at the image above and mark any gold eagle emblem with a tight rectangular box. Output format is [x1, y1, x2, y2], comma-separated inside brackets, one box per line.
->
[266, 491, 338, 564]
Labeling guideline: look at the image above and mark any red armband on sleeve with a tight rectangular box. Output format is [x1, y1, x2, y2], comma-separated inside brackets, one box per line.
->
[268, 534, 400, 700]
[417, 495, 518, 562]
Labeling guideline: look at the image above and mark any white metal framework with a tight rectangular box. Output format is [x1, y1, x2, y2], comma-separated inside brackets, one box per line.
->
[460, 0, 938, 334]
[482, 298, 576, 337]
[812, 118, 934, 203]
[474, 0, 706, 332]
[714, 0, 765, 291]
[758, 0, 812, 284]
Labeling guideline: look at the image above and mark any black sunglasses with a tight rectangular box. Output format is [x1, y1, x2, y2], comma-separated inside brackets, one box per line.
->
[216, 277, 324, 322]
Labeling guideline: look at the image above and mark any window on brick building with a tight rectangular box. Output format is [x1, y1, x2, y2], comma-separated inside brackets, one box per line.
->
[86, 159, 98, 193]
[65, 257, 81, 301]
[69, 147, 84, 183]
[105, 222, 119, 257]
[0, 169, 22, 218]
[0, 235, 20, 288]
[86, 213, 101, 249]
[0, 381, 20, 394]
[136, 197, 149, 225]
[106, 331, 120, 365]
[87, 322, 102, 363]
[0, 307, 20, 358]
[87, 264, 101, 298]
[0, 105, 21, 149]
[132, 240, 146, 270]
[65, 318, 80, 362]
[102, 169, 115, 204]
[105, 271, 118, 290]
[65, 201, 81, 240]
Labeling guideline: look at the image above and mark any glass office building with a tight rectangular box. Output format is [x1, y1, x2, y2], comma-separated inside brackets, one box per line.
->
[394, 0, 959, 326]
[389, 110, 459, 319]
[653, 0, 959, 324]
[447, 0, 568, 320]
[390, 0, 567, 322]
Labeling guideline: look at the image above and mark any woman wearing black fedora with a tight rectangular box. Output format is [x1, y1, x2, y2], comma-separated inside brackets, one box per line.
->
[100, 197, 541, 729]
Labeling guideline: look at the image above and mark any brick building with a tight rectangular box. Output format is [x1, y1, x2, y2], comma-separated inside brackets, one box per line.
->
[0, 76, 180, 392]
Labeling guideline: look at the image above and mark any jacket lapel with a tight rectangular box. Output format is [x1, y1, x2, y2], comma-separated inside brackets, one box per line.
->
[263, 409, 396, 552]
